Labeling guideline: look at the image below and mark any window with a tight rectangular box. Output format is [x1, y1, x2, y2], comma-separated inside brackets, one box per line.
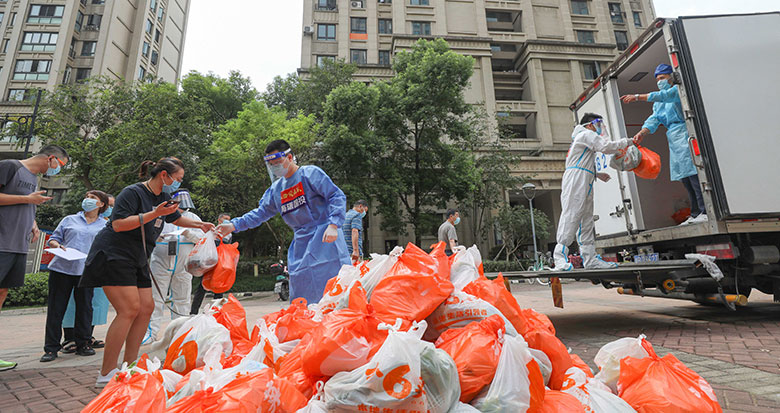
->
[0, 13, 4, 25]
[14, 59, 51, 81]
[92, 0, 106, 4]
[155, 29, 161, 43]
[412, 21, 431, 35]
[633, 11, 642, 27]
[28, 5, 64, 24]
[316, 55, 335, 66]
[576, 30, 595, 44]
[151, 50, 158, 65]
[138, 66, 146, 80]
[609, 3, 624, 24]
[490, 43, 516, 52]
[379, 50, 391, 66]
[86, 14, 101, 30]
[9, 12, 15, 27]
[146, 19, 153, 34]
[351, 17, 366, 34]
[157, 7, 164, 22]
[75, 68, 91, 82]
[74, 11, 84, 32]
[378, 19, 392, 34]
[8, 89, 30, 102]
[316, 0, 337, 11]
[615, 31, 628, 51]
[486, 11, 512, 23]
[317, 24, 336, 40]
[410, 0, 429, 5]
[350, 49, 367, 64]
[150, 0, 157, 11]
[81, 41, 96, 56]
[142, 41, 150, 57]
[571, 0, 589, 15]
[582, 61, 602, 80]
[62, 66, 72, 84]
[69, 38, 76, 57]
[21, 32, 59, 52]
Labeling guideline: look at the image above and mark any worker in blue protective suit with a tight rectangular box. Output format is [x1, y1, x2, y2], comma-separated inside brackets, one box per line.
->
[553, 113, 638, 271]
[216, 139, 350, 304]
[144, 190, 204, 343]
[621, 63, 707, 225]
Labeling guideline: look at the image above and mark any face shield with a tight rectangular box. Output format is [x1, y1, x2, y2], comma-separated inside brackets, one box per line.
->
[263, 149, 292, 182]
[590, 118, 609, 138]
[172, 189, 195, 210]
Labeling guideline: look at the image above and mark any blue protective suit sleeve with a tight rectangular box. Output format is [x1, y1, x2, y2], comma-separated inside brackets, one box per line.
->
[647, 86, 680, 103]
[231, 186, 279, 233]
[642, 107, 662, 134]
[308, 166, 347, 227]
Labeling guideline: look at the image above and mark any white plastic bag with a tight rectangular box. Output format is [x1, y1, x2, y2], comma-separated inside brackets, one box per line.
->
[297, 382, 329, 413]
[324, 321, 429, 411]
[561, 367, 637, 412]
[425, 291, 519, 341]
[164, 313, 232, 374]
[449, 402, 481, 412]
[609, 145, 642, 171]
[360, 246, 404, 298]
[593, 334, 649, 392]
[185, 231, 219, 277]
[528, 348, 553, 386]
[420, 343, 461, 413]
[318, 265, 361, 314]
[245, 319, 287, 367]
[471, 334, 544, 413]
[450, 247, 480, 290]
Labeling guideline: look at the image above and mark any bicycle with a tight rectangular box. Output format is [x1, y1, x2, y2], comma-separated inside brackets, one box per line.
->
[525, 251, 553, 286]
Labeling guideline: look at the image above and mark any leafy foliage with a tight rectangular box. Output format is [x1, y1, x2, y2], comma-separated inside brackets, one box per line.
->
[4, 272, 48, 307]
[491, 204, 551, 261]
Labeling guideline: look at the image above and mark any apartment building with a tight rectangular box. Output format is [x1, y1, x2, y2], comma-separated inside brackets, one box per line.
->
[301, 0, 655, 254]
[0, 0, 191, 200]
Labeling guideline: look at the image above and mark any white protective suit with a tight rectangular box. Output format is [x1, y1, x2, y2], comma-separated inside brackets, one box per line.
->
[554, 124, 631, 270]
[148, 210, 205, 339]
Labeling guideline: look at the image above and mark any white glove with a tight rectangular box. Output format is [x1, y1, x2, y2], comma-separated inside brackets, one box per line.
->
[323, 225, 339, 243]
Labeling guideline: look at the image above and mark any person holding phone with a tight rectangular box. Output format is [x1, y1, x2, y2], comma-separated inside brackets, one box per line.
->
[79, 157, 214, 387]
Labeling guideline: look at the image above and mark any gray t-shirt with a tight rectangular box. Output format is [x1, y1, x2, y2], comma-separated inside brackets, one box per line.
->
[438, 220, 458, 249]
[0, 160, 38, 253]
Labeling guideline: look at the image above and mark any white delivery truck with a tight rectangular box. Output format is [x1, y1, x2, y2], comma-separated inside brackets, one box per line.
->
[503, 13, 780, 309]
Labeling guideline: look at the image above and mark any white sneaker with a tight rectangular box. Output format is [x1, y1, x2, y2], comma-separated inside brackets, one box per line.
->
[95, 368, 119, 388]
[678, 216, 694, 226]
[585, 255, 619, 270]
[688, 214, 709, 224]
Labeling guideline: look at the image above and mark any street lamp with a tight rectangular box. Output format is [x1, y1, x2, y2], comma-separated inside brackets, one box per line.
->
[522, 183, 539, 270]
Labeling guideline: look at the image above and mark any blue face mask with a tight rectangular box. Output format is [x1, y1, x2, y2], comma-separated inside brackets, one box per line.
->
[359, 210, 367, 219]
[162, 173, 181, 194]
[100, 206, 113, 218]
[453, 217, 461, 225]
[657, 79, 671, 90]
[81, 198, 99, 212]
[595, 125, 603, 135]
[46, 165, 61, 176]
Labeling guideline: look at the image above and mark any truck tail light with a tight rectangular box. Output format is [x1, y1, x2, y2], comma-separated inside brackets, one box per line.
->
[691, 138, 700, 156]
[696, 242, 738, 260]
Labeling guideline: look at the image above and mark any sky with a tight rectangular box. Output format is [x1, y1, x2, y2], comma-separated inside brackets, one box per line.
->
[179, 1, 778, 92]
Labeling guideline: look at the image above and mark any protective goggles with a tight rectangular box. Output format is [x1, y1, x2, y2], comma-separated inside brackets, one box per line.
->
[263, 149, 291, 163]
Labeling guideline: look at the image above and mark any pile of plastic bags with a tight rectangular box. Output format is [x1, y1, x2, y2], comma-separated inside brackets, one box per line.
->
[84, 242, 722, 413]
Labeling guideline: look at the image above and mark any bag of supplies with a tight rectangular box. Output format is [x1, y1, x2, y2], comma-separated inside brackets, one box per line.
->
[185, 231, 219, 277]
[633, 146, 661, 180]
[609, 144, 642, 171]
[201, 242, 240, 293]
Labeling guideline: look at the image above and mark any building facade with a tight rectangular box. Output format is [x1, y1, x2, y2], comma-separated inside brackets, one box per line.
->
[0, 0, 191, 199]
[300, 0, 655, 255]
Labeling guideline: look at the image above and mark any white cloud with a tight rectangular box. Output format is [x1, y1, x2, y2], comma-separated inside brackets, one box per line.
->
[653, 0, 778, 18]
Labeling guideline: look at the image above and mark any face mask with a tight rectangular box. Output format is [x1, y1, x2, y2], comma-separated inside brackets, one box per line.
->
[595, 125, 603, 135]
[359, 211, 367, 219]
[269, 163, 288, 179]
[100, 206, 113, 218]
[453, 217, 461, 225]
[45, 160, 61, 176]
[82, 198, 99, 212]
[657, 79, 671, 90]
[162, 173, 181, 194]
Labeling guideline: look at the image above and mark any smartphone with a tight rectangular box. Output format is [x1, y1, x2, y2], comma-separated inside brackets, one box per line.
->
[164, 192, 181, 207]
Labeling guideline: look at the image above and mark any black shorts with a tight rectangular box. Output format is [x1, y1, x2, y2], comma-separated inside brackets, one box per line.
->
[79, 252, 152, 289]
[0, 252, 26, 289]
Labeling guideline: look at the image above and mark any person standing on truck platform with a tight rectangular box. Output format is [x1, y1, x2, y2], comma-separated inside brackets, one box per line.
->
[216, 139, 351, 304]
[553, 113, 638, 271]
[620, 63, 707, 225]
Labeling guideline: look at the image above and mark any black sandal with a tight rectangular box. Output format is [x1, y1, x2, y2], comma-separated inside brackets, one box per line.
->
[90, 337, 105, 348]
[61, 340, 77, 354]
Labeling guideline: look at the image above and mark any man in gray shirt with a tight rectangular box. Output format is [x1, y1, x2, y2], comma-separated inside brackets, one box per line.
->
[0, 145, 68, 371]
[437, 208, 460, 255]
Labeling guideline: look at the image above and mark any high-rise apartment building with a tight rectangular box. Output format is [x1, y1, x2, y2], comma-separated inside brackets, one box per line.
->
[300, 0, 655, 253]
[0, 0, 191, 196]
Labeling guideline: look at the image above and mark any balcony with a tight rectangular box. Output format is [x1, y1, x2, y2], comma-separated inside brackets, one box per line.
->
[495, 100, 536, 113]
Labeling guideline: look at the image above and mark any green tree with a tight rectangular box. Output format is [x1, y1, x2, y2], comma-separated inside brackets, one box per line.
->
[319, 39, 481, 245]
[180, 70, 258, 128]
[491, 204, 551, 262]
[193, 101, 318, 258]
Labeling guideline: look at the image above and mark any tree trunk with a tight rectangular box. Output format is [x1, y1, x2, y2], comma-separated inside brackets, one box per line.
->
[413, 124, 421, 246]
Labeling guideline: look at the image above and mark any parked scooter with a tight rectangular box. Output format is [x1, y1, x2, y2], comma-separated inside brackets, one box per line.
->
[271, 260, 289, 301]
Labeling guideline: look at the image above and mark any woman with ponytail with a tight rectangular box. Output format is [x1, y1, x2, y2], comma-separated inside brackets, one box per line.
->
[79, 157, 214, 387]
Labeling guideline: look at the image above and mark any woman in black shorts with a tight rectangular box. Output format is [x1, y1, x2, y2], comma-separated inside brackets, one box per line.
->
[80, 157, 214, 387]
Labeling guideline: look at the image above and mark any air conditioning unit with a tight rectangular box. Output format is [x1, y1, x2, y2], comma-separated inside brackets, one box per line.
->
[351, 1, 364, 9]
[303, 26, 314, 35]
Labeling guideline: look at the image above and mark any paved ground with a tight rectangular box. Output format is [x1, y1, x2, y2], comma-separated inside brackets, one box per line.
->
[1, 283, 779, 412]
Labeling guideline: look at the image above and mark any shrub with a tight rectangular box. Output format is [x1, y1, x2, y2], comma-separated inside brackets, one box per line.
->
[482, 259, 532, 273]
[5, 272, 49, 308]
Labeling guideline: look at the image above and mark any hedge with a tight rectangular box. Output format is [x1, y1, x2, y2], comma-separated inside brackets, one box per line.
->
[5, 272, 49, 308]
[482, 259, 533, 273]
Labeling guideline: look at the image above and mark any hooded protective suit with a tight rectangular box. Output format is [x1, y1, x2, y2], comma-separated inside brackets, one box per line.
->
[147, 209, 204, 339]
[554, 124, 631, 270]
[231, 165, 350, 304]
[642, 84, 697, 181]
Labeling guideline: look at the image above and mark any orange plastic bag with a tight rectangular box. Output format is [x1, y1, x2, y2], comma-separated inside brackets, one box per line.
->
[525, 330, 574, 391]
[463, 274, 532, 336]
[82, 371, 166, 413]
[520, 308, 557, 336]
[201, 242, 240, 294]
[539, 389, 587, 413]
[370, 243, 454, 326]
[429, 241, 452, 281]
[570, 353, 594, 378]
[211, 295, 255, 367]
[167, 368, 307, 413]
[434, 314, 506, 403]
[263, 298, 317, 343]
[618, 339, 722, 412]
[275, 338, 327, 399]
[633, 145, 661, 180]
